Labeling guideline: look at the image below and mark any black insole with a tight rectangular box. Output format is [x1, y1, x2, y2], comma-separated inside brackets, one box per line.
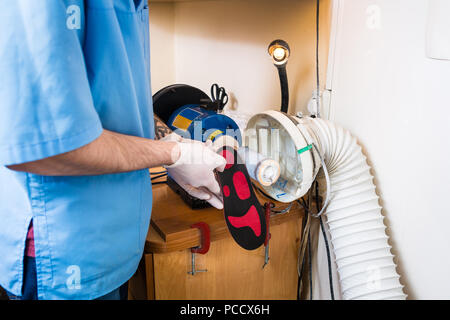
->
[216, 146, 266, 250]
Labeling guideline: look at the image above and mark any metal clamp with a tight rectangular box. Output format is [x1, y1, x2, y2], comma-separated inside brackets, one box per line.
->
[262, 202, 273, 269]
[188, 222, 210, 276]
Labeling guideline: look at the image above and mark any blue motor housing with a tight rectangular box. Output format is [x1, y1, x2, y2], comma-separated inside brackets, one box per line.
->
[167, 104, 241, 145]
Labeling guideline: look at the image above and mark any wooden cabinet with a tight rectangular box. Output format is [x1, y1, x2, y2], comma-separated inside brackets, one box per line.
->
[129, 181, 304, 300]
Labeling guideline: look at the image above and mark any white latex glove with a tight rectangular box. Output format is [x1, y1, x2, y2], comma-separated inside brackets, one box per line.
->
[165, 139, 227, 209]
[160, 132, 184, 143]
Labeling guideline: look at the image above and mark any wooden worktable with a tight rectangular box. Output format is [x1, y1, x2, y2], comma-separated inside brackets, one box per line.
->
[130, 175, 305, 300]
[146, 182, 304, 254]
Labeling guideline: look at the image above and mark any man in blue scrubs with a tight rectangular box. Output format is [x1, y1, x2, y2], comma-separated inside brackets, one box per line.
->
[0, 0, 226, 300]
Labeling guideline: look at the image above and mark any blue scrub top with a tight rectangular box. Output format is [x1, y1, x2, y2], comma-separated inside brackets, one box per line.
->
[0, 0, 154, 299]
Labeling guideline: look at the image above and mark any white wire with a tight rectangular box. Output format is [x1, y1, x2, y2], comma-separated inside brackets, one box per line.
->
[310, 142, 331, 217]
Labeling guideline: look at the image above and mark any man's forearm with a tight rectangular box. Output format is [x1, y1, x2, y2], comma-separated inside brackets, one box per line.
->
[7, 129, 180, 176]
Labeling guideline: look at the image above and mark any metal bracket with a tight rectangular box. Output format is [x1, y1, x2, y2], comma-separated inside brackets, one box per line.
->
[262, 202, 273, 269]
[188, 222, 210, 276]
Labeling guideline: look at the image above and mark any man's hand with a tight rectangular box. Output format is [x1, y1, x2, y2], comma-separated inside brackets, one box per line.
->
[166, 138, 227, 209]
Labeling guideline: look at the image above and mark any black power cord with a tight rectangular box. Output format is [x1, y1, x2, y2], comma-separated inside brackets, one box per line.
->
[296, 201, 309, 300]
[151, 170, 168, 175]
[151, 173, 167, 181]
[296, 196, 314, 300]
[151, 171, 168, 186]
[314, 181, 335, 300]
[151, 181, 167, 186]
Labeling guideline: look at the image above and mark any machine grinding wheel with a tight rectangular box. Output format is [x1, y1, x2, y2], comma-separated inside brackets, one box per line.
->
[153, 84, 212, 124]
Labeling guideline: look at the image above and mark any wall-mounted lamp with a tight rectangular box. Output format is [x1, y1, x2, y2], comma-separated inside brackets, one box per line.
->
[268, 39, 291, 113]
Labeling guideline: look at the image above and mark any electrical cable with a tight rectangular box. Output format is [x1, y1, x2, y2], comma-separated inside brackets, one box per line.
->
[151, 173, 167, 181]
[151, 171, 168, 186]
[296, 197, 312, 299]
[315, 180, 335, 300]
[309, 0, 332, 218]
[151, 181, 167, 186]
[296, 193, 317, 300]
[310, 142, 330, 217]
[297, 202, 310, 278]
[297, 184, 334, 300]
[297, 204, 309, 299]
[306, 188, 314, 300]
[315, 0, 321, 118]
[150, 170, 167, 175]
[271, 202, 293, 215]
[250, 149, 328, 298]
[297, 209, 307, 300]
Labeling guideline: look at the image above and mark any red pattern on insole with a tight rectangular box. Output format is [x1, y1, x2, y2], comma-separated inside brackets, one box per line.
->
[232, 171, 250, 200]
[221, 149, 234, 169]
[223, 185, 230, 197]
[227, 205, 261, 237]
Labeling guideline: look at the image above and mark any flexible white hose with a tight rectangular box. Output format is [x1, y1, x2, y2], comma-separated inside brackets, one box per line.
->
[300, 117, 406, 300]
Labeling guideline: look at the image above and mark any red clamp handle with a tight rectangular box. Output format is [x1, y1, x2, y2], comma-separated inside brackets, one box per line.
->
[190, 222, 211, 255]
[264, 202, 273, 246]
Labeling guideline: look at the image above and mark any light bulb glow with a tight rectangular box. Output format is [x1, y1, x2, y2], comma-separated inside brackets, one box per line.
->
[273, 47, 286, 62]
[268, 40, 290, 66]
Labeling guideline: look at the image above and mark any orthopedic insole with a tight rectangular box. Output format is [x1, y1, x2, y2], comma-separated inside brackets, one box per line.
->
[216, 146, 266, 250]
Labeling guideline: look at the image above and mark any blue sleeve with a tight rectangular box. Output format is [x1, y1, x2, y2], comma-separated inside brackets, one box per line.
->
[0, 0, 103, 165]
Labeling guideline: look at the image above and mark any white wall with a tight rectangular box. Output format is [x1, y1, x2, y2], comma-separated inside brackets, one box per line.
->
[149, 0, 332, 116]
[327, 0, 450, 299]
[149, 2, 176, 91]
